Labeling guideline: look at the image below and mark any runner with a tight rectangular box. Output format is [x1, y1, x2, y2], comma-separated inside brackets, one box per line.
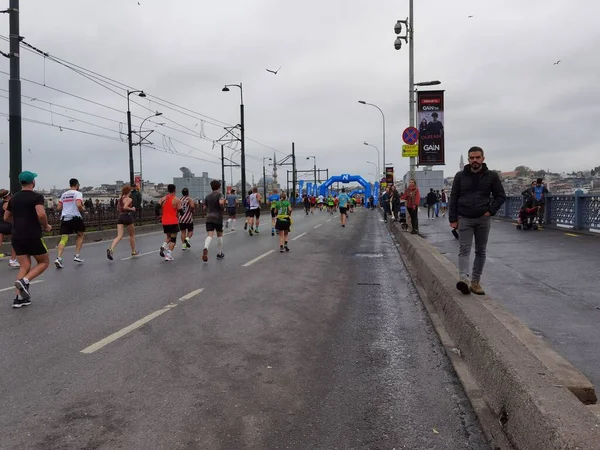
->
[268, 188, 280, 236]
[248, 187, 261, 236]
[106, 184, 139, 260]
[303, 194, 310, 215]
[225, 188, 238, 231]
[179, 188, 195, 250]
[310, 194, 316, 214]
[55, 178, 86, 268]
[4, 171, 52, 308]
[327, 195, 334, 214]
[0, 190, 19, 267]
[243, 193, 251, 231]
[159, 184, 182, 262]
[350, 196, 356, 213]
[202, 180, 225, 262]
[317, 194, 324, 211]
[275, 191, 292, 253]
[334, 195, 339, 214]
[337, 188, 351, 227]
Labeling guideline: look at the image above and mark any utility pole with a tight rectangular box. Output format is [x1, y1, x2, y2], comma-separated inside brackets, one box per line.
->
[291, 142, 297, 206]
[408, 0, 415, 179]
[221, 144, 226, 196]
[8, 0, 21, 194]
[240, 101, 247, 200]
[262, 163, 267, 201]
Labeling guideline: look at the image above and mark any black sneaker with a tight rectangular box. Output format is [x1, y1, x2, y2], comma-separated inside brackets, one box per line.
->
[15, 279, 31, 301]
[12, 297, 31, 308]
[106, 248, 114, 261]
[185, 237, 191, 248]
[456, 278, 470, 295]
[244, 223, 248, 230]
[410, 230, 418, 235]
[159, 246, 165, 258]
[284, 245, 290, 252]
[280, 246, 284, 253]
[249, 228, 253, 236]
[216, 253, 225, 260]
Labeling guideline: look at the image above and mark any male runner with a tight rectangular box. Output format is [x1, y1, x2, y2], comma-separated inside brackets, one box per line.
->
[244, 193, 251, 230]
[317, 194, 324, 211]
[55, 178, 85, 268]
[225, 189, 238, 230]
[275, 191, 292, 253]
[179, 188, 195, 250]
[203, 180, 226, 262]
[303, 194, 310, 215]
[337, 188, 351, 227]
[268, 188, 280, 236]
[310, 195, 316, 214]
[248, 187, 261, 236]
[5, 171, 52, 308]
[327, 195, 335, 214]
[159, 184, 182, 262]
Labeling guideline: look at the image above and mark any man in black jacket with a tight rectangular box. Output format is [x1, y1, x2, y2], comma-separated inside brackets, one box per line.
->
[449, 146, 505, 296]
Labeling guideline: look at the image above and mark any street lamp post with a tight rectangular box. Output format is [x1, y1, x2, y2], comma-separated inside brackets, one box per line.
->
[138, 111, 163, 193]
[222, 83, 246, 200]
[127, 90, 146, 186]
[366, 161, 378, 183]
[262, 157, 272, 201]
[358, 101, 386, 181]
[363, 142, 380, 181]
[306, 156, 317, 184]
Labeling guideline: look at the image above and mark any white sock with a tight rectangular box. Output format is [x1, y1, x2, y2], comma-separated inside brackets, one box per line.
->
[228, 218, 232, 224]
[232, 219, 236, 228]
[204, 236, 213, 249]
[161, 242, 168, 249]
[217, 237, 223, 254]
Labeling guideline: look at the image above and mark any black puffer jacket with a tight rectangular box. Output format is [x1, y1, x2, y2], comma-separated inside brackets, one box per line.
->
[449, 163, 506, 222]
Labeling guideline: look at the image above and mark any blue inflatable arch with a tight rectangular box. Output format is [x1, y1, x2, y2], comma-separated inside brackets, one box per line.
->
[319, 174, 372, 205]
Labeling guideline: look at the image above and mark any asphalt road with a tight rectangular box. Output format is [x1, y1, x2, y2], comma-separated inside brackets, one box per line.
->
[419, 212, 600, 390]
[0, 207, 489, 450]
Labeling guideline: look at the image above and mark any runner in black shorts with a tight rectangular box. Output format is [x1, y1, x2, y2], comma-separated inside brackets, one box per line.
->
[225, 188, 238, 231]
[202, 180, 226, 262]
[5, 171, 52, 308]
[55, 178, 86, 268]
[107, 184, 139, 260]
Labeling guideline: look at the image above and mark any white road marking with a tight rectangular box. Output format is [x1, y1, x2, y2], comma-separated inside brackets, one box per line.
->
[80, 288, 204, 354]
[314, 224, 323, 229]
[0, 279, 44, 293]
[326, 219, 332, 222]
[121, 250, 157, 261]
[291, 232, 307, 241]
[242, 250, 275, 267]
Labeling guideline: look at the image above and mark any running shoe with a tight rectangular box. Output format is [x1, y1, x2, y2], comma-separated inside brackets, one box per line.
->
[249, 228, 253, 236]
[164, 253, 174, 262]
[202, 248, 208, 262]
[55, 257, 64, 269]
[216, 253, 225, 260]
[159, 245, 165, 258]
[280, 246, 284, 253]
[244, 223, 248, 230]
[106, 248, 114, 260]
[225, 221, 229, 229]
[8, 259, 20, 268]
[15, 278, 31, 301]
[285, 245, 290, 252]
[12, 297, 31, 308]
[185, 237, 191, 248]
[131, 250, 140, 257]
[254, 229, 260, 234]
[73, 255, 84, 263]
[182, 244, 187, 251]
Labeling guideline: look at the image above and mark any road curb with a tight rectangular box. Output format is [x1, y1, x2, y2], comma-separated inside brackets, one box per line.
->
[386, 220, 600, 450]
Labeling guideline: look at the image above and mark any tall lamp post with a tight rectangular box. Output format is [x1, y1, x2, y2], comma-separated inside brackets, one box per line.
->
[222, 83, 246, 200]
[358, 101, 386, 180]
[127, 89, 146, 186]
[262, 157, 272, 201]
[363, 142, 380, 181]
[306, 156, 317, 184]
[366, 161, 377, 181]
[138, 111, 162, 193]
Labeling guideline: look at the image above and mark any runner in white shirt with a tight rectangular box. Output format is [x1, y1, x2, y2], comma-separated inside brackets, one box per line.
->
[247, 187, 262, 236]
[317, 194, 324, 211]
[55, 178, 86, 268]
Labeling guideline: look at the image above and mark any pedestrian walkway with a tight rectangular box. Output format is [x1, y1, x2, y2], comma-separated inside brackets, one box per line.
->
[419, 214, 600, 389]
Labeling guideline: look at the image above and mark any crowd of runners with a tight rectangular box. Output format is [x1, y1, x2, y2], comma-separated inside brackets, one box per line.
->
[1, 171, 365, 308]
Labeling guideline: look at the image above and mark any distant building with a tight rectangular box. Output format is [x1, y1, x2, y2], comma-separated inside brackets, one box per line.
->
[173, 170, 213, 201]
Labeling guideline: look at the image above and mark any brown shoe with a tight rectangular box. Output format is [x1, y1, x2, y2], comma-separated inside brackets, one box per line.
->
[470, 281, 485, 295]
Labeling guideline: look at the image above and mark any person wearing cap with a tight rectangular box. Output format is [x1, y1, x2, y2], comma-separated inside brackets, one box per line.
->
[0, 190, 19, 268]
[55, 178, 86, 268]
[4, 171, 52, 308]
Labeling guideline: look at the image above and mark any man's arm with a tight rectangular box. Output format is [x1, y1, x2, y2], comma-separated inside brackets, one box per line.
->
[488, 173, 506, 216]
[219, 194, 225, 207]
[3, 209, 11, 223]
[188, 197, 195, 212]
[35, 204, 52, 232]
[449, 173, 460, 223]
[76, 192, 84, 213]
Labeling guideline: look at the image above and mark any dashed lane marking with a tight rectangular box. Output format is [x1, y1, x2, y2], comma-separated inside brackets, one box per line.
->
[564, 233, 579, 237]
[0, 280, 44, 293]
[314, 224, 323, 229]
[291, 232, 307, 241]
[80, 288, 204, 354]
[326, 219, 332, 222]
[242, 250, 275, 267]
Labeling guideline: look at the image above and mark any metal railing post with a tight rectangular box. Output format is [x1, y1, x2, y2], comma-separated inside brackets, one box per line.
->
[574, 190, 583, 230]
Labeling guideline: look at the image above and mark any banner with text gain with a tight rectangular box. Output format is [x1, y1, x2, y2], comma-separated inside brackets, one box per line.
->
[417, 90, 445, 165]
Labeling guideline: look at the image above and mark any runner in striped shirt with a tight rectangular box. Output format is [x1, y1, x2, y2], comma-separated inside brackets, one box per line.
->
[179, 188, 195, 250]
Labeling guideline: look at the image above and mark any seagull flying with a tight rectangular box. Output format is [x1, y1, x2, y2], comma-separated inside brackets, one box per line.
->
[266, 66, 282, 75]
[554, 60, 561, 65]
[468, 15, 473, 18]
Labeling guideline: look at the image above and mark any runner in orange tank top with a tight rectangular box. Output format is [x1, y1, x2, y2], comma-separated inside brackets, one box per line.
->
[159, 184, 182, 262]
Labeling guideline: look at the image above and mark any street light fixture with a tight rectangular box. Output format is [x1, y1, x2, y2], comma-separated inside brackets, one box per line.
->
[127, 90, 147, 186]
[358, 101, 386, 182]
[222, 83, 246, 200]
[138, 111, 162, 193]
[415, 80, 441, 86]
[366, 161, 377, 182]
[306, 156, 317, 185]
[363, 142, 381, 180]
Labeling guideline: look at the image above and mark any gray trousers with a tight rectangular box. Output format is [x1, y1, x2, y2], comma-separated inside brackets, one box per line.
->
[457, 216, 491, 282]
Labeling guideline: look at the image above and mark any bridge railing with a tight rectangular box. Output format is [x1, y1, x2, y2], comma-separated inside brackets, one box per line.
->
[496, 192, 600, 231]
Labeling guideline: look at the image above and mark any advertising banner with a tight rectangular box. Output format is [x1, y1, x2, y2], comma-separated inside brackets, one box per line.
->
[134, 176, 141, 189]
[385, 166, 394, 186]
[417, 90, 445, 165]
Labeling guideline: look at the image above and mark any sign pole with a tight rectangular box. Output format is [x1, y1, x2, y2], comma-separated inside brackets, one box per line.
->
[408, 0, 415, 180]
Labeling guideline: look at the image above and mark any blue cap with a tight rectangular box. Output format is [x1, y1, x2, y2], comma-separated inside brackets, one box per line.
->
[18, 171, 38, 184]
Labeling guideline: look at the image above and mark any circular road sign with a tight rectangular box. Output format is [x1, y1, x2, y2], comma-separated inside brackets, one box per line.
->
[402, 127, 419, 145]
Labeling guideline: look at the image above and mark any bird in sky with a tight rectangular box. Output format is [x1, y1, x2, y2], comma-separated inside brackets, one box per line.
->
[468, 15, 473, 18]
[266, 66, 282, 75]
[554, 60, 561, 65]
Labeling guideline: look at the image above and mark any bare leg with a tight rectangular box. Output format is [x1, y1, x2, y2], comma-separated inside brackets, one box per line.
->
[127, 224, 136, 252]
[25, 254, 49, 281]
[15, 255, 31, 296]
[110, 224, 125, 250]
[75, 232, 84, 254]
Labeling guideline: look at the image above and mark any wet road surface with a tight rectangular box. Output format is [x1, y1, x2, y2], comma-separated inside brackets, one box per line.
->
[0, 208, 489, 449]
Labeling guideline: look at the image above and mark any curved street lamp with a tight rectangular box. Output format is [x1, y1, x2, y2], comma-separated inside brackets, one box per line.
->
[363, 142, 380, 180]
[358, 101, 385, 180]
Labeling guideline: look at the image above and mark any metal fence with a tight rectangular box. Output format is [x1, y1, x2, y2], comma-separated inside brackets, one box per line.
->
[496, 191, 600, 231]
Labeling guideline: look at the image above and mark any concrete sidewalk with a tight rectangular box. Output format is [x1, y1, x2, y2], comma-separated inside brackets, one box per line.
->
[417, 213, 600, 389]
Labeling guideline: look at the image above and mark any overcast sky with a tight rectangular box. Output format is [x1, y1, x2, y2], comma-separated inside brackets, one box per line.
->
[0, 0, 597, 190]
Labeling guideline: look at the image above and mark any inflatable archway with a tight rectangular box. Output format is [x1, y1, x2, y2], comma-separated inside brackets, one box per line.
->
[349, 189, 364, 198]
[319, 174, 373, 205]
